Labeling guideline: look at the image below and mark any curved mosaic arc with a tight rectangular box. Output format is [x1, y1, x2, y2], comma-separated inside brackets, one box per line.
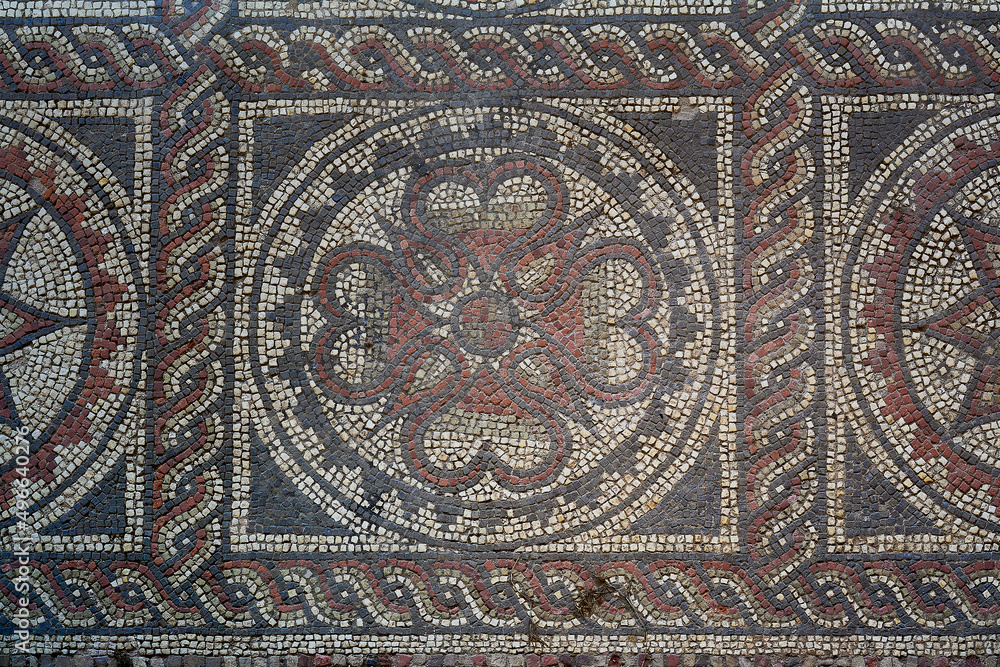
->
[3, 558, 1000, 631]
[248, 102, 722, 548]
[840, 104, 1000, 538]
[0, 107, 142, 545]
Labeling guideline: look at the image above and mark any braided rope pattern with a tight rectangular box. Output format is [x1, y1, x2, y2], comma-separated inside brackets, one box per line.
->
[1, 20, 1000, 93]
[2, 558, 999, 630]
[149, 65, 229, 623]
[740, 64, 820, 602]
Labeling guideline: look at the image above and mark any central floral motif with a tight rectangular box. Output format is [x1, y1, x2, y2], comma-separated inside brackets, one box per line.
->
[310, 158, 661, 491]
[452, 291, 520, 356]
[252, 104, 720, 546]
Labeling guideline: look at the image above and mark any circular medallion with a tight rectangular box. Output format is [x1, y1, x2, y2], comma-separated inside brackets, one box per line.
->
[251, 104, 720, 546]
[843, 106, 1000, 533]
[0, 111, 141, 533]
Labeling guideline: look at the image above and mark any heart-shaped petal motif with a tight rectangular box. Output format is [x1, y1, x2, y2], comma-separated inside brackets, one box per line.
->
[410, 159, 564, 235]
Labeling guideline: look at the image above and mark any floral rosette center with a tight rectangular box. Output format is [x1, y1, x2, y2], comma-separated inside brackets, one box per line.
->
[311, 157, 663, 491]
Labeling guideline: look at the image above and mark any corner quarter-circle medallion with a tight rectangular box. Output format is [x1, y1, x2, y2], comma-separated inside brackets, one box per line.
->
[841, 103, 1000, 539]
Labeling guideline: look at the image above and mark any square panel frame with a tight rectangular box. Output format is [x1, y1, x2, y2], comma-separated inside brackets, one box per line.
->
[0, 97, 151, 555]
[822, 92, 1000, 554]
[231, 95, 740, 556]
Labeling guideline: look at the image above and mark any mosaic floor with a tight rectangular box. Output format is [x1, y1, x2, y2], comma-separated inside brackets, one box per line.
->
[0, 0, 999, 657]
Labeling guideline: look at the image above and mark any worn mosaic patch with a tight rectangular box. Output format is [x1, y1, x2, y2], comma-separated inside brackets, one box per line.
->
[0, 0, 999, 657]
